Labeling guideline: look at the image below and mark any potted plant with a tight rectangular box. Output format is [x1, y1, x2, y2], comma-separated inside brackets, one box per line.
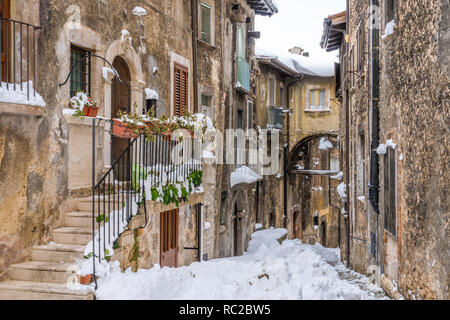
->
[69, 90, 99, 117]
[112, 118, 141, 138]
[78, 274, 92, 285]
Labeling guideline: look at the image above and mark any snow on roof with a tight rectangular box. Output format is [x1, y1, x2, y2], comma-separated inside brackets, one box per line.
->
[255, 47, 334, 77]
[230, 166, 262, 188]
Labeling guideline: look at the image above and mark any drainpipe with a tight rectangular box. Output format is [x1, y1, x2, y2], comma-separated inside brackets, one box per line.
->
[368, 0, 381, 268]
[191, 0, 199, 113]
[344, 0, 351, 267]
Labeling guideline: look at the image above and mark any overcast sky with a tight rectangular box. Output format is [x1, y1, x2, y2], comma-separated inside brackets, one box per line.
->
[255, 0, 346, 63]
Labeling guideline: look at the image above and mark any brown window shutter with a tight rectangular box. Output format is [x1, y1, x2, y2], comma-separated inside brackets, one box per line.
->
[174, 63, 188, 116]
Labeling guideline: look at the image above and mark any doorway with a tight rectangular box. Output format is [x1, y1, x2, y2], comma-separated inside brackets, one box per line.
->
[0, 0, 10, 81]
[160, 209, 179, 268]
[293, 211, 302, 240]
[111, 56, 131, 179]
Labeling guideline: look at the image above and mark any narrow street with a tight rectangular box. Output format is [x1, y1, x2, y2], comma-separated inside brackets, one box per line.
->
[95, 229, 387, 300]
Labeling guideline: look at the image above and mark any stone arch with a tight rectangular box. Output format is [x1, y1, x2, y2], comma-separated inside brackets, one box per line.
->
[288, 133, 338, 168]
[103, 39, 146, 167]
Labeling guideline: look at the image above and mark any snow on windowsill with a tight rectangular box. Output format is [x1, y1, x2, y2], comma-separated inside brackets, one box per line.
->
[304, 106, 331, 112]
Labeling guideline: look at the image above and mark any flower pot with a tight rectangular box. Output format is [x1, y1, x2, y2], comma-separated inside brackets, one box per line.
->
[78, 274, 92, 285]
[112, 119, 140, 139]
[82, 105, 99, 117]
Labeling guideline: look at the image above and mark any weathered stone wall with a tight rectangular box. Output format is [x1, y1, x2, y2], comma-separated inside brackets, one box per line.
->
[379, 0, 449, 299]
[339, 0, 449, 299]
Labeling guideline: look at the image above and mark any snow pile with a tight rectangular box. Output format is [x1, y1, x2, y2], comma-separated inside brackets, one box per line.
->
[0, 81, 45, 107]
[204, 222, 211, 230]
[376, 139, 397, 154]
[337, 182, 347, 198]
[255, 223, 263, 230]
[230, 166, 262, 187]
[121, 30, 131, 43]
[95, 228, 387, 300]
[382, 20, 395, 39]
[318, 137, 333, 150]
[145, 88, 159, 100]
[132, 6, 147, 16]
[331, 171, 343, 180]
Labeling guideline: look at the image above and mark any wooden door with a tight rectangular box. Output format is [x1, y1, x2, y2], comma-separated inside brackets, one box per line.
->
[0, 0, 10, 82]
[173, 63, 188, 116]
[111, 56, 131, 179]
[160, 209, 179, 268]
[293, 211, 302, 240]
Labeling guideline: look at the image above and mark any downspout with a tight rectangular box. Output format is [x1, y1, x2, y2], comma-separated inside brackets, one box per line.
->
[345, 0, 351, 267]
[368, 0, 381, 268]
[191, 0, 199, 113]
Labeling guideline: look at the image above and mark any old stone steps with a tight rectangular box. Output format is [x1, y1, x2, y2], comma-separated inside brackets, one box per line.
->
[0, 280, 94, 300]
[0, 197, 99, 300]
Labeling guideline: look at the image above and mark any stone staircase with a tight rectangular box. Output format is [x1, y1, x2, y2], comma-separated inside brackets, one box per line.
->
[0, 197, 100, 300]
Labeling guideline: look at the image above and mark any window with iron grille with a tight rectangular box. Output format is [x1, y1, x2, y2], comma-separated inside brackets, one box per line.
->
[384, 147, 397, 236]
[70, 45, 91, 97]
[200, 3, 212, 44]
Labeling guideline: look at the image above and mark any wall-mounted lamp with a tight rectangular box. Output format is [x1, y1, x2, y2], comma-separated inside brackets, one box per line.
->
[132, 5, 148, 55]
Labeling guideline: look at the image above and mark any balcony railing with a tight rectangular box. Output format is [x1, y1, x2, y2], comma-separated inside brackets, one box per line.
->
[236, 57, 250, 92]
[0, 17, 40, 103]
[267, 106, 284, 130]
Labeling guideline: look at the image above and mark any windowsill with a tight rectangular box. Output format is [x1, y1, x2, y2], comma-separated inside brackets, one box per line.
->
[235, 84, 250, 95]
[0, 102, 45, 117]
[304, 107, 332, 113]
[198, 39, 216, 49]
[63, 112, 105, 127]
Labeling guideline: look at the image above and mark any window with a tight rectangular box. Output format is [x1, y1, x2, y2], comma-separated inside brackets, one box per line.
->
[385, 0, 395, 25]
[247, 100, 253, 130]
[70, 45, 91, 97]
[309, 89, 326, 108]
[237, 25, 245, 59]
[384, 147, 397, 236]
[201, 93, 211, 117]
[200, 3, 212, 44]
[173, 63, 188, 116]
[330, 155, 340, 172]
[268, 78, 276, 106]
[356, 22, 363, 72]
[280, 86, 285, 107]
[220, 191, 227, 225]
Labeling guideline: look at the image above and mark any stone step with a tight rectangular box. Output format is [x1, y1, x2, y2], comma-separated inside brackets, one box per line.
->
[31, 243, 85, 263]
[77, 196, 125, 212]
[8, 261, 78, 284]
[53, 227, 93, 245]
[0, 280, 94, 300]
[64, 212, 94, 228]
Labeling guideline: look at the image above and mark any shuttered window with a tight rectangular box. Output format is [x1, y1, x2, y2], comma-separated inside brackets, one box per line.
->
[200, 3, 211, 44]
[384, 147, 397, 236]
[173, 63, 188, 116]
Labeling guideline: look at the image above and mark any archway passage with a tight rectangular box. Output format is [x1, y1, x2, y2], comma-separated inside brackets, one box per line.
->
[111, 56, 131, 179]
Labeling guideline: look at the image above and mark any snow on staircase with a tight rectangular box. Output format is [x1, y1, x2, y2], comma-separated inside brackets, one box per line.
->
[0, 197, 99, 300]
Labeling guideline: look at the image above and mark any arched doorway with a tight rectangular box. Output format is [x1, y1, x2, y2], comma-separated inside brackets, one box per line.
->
[111, 56, 131, 178]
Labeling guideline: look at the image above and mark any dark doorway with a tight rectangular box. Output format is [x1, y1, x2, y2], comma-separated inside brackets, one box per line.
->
[160, 209, 179, 268]
[320, 221, 327, 246]
[293, 211, 302, 240]
[233, 203, 238, 256]
[0, 0, 10, 82]
[111, 56, 131, 180]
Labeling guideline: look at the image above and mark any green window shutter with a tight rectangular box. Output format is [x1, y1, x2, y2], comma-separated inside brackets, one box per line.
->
[200, 3, 211, 43]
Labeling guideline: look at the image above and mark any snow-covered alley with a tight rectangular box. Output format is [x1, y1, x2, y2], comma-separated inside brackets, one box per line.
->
[95, 229, 388, 300]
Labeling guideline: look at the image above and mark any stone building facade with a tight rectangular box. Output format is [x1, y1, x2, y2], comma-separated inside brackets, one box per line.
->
[321, 0, 449, 299]
[0, 0, 278, 299]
